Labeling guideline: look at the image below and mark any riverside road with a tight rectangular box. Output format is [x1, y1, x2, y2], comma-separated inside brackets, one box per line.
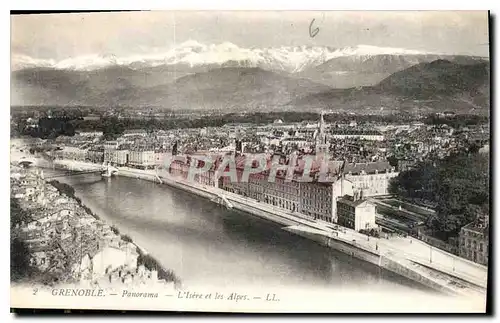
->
[42, 167, 433, 295]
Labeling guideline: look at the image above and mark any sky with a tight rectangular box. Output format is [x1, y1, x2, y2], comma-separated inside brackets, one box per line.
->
[11, 11, 490, 60]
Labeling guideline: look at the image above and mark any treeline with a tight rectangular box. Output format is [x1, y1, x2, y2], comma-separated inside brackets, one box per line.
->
[75, 113, 490, 137]
[13, 110, 489, 141]
[422, 114, 489, 128]
[11, 197, 31, 229]
[74, 112, 429, 139]
[48, 180, 76, 197]
[108, 225, 180, 284]
[389, 152, 489, 240]
[48, 180, 101, 220]
[16, 117, 77, 139]
[10, 198, 33, 282]
[136, 252, 180, 285]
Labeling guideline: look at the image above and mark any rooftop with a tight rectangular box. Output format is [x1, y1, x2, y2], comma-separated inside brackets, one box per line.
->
[337, 195, 373, 208]
[331, 129, 383, 136]
[463, 220, 489, 235]
[343, 161, 394, 175]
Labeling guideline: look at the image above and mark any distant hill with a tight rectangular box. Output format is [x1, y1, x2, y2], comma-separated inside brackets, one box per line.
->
[11, 56, 490, 115]
[375, 59, 489, 99]
[11, 66, 331, 110]
[290, 60, 490, 114]
[297, 54, 488, 88]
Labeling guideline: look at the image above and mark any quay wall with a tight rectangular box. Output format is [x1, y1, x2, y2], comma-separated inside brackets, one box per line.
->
[287, 227, 460, 296]
[33, 159, 483, 296]
[327, 237, 380, 266]
[284, 226, 380, 267]
[379, 256, 458, 296]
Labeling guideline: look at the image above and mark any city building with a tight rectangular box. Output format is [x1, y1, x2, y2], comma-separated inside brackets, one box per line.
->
[78, 131, 103, 137]
[128, 149, 156, 169]
[114, 149, 129, 166]
[281, 137, 309, 149]
[330, 129, 385, 141]
[123, 129, 148, 137]
[61, 146, 87, 161]
[343, 161, 398, 196]
[154, 150, 169, 167]
[103, 141, 119, 150]
[86, 147, 104, 164]
[336, 192, 377, 231]
[104, 149, 114, 165]
[299, 181, 333, 221]
[459, 215, 489, 265]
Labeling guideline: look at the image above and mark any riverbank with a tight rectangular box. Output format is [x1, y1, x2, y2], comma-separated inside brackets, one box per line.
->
[10, 163, 179, 292]
[157, 172, 487, 298]
[25, 156, 487, 299]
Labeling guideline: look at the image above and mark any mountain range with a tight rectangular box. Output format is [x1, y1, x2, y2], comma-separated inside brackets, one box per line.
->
[11, 41, 435, 73]
[11, 41, 490, 114]
[291, 60, 490, 114]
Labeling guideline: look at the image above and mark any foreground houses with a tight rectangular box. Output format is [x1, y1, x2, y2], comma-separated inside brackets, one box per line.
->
[10, 165, 176, 288]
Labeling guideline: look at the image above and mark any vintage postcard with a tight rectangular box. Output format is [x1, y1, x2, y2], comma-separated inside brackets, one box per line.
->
[10, 11, 490, 313]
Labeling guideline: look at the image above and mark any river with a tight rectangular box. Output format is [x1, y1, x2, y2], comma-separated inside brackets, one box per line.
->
[43, 169, 433, 296]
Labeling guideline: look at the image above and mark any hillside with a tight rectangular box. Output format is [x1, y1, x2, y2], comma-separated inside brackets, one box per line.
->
[11, 66, 331, 110]
[290, 60, 490, 114]
[297, 54, 487, 88]
[375, 60, 489, 99]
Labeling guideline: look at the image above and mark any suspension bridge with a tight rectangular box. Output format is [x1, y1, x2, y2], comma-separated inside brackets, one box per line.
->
[16, 156, 120, 180]
[43, 169, 107, 179]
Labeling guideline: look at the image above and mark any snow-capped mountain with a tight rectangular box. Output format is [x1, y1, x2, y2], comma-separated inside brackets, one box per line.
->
[11, 40, 489, 110]
[11, 54, 56, 70]
[11, 40, 442, 73]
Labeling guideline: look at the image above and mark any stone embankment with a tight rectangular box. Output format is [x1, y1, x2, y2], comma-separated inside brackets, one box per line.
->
[23, 156, 487, 300]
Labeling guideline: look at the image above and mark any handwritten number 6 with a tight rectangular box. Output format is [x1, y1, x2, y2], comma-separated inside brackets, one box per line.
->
[309, 19, 319, 38]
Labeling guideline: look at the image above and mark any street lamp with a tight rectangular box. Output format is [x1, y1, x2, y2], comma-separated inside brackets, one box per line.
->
[429, 246, 432, 263]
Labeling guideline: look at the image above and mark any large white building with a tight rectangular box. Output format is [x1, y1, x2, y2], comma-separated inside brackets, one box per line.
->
[61, 146, 87, 161]
[343, 161, 399, 196]
[330, 130, 384, 141]
[128, 150, 156, 168]
[123, 129, 148, 137]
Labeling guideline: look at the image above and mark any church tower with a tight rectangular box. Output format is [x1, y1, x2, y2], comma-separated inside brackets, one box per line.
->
[315, 111, 329, 156]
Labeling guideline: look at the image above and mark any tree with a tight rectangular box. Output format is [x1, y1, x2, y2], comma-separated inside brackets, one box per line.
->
[48, 180, 75, 197]
[11, 237, 33, 282]
[11, 198, 30, 228]
[390, 152, 489, 239]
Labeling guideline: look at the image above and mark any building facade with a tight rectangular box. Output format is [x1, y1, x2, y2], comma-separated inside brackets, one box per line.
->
[299, 181, 333, 221]
[61, 146, 87, 161]
[336, 194, 377, 231]
[128, 150, 155, 168]
[343, 161, 399, 196]
[459, 216, 489, 265]
[330, 130, 384, 141]
[86, 147, 104, 164]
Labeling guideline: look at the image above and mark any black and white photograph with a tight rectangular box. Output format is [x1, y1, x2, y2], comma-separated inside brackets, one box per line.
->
[9, 10, 491, 313]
